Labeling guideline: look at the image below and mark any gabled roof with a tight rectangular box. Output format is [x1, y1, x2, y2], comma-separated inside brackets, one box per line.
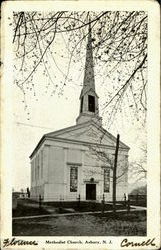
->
[29, 120, 130, 159]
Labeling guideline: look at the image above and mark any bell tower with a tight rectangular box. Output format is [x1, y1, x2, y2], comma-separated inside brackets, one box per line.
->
[76, 20, 102, 125]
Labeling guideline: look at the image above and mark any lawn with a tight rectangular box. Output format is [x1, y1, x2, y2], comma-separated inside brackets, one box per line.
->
[12, 198, 129, 217]
[13, 211, 146, 236]
[12, 199, 51, 217]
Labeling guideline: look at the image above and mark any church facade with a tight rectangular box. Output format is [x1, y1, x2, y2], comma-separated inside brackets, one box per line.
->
[30, 24, 129, 202]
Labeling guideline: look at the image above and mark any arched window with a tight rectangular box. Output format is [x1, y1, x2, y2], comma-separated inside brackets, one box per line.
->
[70, 166, 78, 192]
[88, 95, 95, 112]
[104, 168, 110, 192]
[80, 96, 84, 113]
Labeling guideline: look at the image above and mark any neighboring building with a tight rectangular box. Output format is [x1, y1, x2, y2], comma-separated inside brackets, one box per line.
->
[30, 23, 129, 202]
[12, 191, 28, 209]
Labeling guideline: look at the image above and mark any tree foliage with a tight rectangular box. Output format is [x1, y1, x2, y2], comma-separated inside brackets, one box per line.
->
[86, 144, 128, 185]
[129, 185, 147, 195]
[12, 11, 147, 127]
[129, 145, 147, 183]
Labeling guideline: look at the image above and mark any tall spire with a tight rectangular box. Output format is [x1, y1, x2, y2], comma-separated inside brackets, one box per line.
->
[76, 18, 102, 126]
[81, 20, 95, 95]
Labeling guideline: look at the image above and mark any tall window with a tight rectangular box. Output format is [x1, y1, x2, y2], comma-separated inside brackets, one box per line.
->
[70, 166, 78, 192]
[34, 158, 36, 180]
[88, 95, 95, 112]
[37, 155, 40, 180]
[33, 160, 35, 181]
[80, 96, 84, 113]
[31, 162, 34, 182]
[41, 150, 43, 178]
[104, 169, 110, 192]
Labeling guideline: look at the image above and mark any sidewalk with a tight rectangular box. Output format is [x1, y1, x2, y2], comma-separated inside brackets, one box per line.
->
[12, 206, 146, 220]
[130, 205, 147, 210]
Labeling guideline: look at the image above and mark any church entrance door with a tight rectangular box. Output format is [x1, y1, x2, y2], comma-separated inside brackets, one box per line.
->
[86, 184, 96, 200]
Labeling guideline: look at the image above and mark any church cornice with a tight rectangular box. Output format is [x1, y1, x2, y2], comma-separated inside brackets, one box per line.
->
[66, 162, 82, 166]
[29, 120, 130, 159]
[44, 136, 129, 151]
[76, 112, 102, 122]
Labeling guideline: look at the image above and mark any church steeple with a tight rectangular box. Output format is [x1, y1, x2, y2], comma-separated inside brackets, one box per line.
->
[76, 19, 102, 125]
[82, 20, 95, 94]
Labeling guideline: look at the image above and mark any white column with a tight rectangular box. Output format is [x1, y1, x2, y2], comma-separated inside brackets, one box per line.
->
[80, 149, 85, 200]
[63, 147, 68, 200]
[43, 145, 50, 201]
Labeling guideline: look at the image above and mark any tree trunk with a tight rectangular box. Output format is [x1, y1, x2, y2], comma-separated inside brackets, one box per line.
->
[113, 134, 120, 214]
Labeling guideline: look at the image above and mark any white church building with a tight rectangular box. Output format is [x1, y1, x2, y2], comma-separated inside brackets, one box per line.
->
[30, 23, 129, 203]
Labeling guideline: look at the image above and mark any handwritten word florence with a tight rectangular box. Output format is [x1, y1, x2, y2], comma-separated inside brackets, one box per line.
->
[3, 238, 38, 247]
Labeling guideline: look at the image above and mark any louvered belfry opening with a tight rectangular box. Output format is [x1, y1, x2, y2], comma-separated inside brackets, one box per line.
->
[88, 95, 95, 112]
